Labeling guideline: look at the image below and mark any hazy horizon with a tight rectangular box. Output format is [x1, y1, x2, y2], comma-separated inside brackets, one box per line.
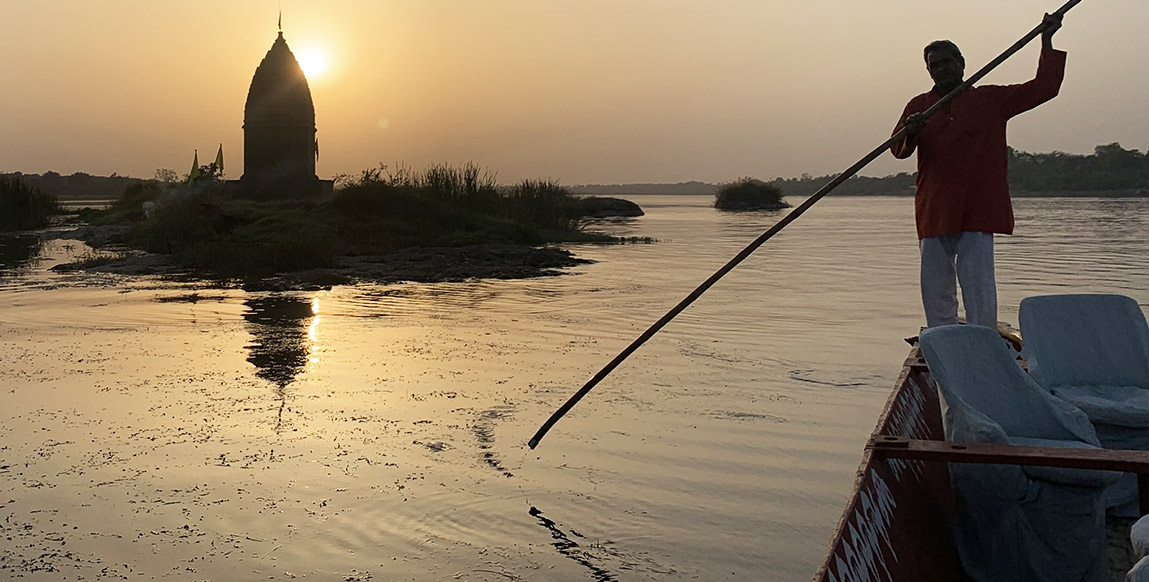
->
[3, 1, 1146, 184]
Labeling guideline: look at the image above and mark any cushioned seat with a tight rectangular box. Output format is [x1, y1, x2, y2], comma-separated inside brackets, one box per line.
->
[1019, 293, 1149, 449]
[1019, 294, 1149, 516]
[920, 324, 1119, 582]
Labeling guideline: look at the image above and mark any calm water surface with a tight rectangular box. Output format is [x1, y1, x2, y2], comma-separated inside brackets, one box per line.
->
[1, 195, 1146, 580]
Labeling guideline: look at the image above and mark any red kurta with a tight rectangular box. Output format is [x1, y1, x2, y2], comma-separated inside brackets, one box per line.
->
[891, 48, 1066, 239]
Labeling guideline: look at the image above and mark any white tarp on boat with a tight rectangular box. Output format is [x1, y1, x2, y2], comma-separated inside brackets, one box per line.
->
[1020, 293, 1149, 516]
[920, 324, 1122, 582]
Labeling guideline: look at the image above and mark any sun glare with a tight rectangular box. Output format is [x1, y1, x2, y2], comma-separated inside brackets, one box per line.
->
[296, 49, 329, 80]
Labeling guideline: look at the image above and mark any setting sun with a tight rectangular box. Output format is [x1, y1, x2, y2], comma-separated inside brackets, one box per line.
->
[295, 48, 329, 80]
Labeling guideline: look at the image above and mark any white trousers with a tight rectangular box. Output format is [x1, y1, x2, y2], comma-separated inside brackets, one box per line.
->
[919, 232, 997, 328]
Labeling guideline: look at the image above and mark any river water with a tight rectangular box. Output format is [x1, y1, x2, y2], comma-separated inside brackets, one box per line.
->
[1, 195, 1146, 581]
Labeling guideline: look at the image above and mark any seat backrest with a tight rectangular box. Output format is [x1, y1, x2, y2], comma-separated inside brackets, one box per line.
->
[1019, 294, 1149, 390]
[920, 325, 1088, 441]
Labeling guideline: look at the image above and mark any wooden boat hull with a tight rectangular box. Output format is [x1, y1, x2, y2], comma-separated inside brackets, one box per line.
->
[812, 347, 963, 581]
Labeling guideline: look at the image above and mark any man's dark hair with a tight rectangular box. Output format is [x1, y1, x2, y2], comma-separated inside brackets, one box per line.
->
[924, 40, 964, 66]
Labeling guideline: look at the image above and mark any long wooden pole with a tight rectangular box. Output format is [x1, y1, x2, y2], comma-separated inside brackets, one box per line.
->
[528, 0, 1082, 450]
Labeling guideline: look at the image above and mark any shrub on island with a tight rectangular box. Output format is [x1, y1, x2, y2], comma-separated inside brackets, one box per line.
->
[714, 178, 789, 211]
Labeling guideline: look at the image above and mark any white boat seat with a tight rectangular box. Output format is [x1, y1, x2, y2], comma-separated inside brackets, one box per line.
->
[1019, 294, 1149, 516]
[920, 324, 1117, 582]
[1019, 293, 1149, 447]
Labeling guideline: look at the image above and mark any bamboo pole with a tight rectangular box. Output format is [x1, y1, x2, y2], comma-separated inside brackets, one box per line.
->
[529, 0, 1083, 450]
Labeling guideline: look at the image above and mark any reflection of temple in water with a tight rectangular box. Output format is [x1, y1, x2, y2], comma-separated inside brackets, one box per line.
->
[243, 295, 316, 432]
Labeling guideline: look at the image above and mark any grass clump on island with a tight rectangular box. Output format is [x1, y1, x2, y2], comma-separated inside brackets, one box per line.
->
[714, 178, 790, 211]
[83, 163, 617, 278]
[0, 176, 60, 231]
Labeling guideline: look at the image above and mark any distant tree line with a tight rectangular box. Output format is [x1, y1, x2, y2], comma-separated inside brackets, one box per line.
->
[767, 142, 1148, 196]
[0, 171, 144, 201]
[766, 172, 917, 196]
[1007, 143, 1147, 192]
[7, 142, 1146, 200]
[568, 181, 717, 195]
[0, 169, 186, 201]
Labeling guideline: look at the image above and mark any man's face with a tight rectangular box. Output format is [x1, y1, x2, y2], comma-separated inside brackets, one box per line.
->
[926, 49, 964, 89]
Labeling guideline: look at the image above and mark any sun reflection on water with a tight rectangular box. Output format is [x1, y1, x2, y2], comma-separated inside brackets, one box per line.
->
[308, 296, 322, 362]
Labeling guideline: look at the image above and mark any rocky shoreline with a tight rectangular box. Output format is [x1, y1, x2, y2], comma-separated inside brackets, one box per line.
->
[48, 223, 596, 291]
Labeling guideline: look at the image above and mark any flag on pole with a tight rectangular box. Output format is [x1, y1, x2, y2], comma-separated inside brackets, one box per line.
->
[214, 144, 224, 175]
[188, 150, 201, 182]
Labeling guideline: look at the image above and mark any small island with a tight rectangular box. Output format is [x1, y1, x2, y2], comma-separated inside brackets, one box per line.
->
[713, 178, 790, 211]
[38, 162, 643, 289]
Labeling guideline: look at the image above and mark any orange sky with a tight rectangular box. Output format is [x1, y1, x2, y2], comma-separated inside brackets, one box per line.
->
[2, 0, 1146, 184]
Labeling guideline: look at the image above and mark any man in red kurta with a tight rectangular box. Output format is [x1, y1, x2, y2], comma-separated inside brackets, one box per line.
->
[891, 14, 1066, 328]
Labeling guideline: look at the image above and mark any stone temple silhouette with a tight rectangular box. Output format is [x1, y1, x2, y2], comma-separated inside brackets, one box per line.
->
[232, 30, 333, 200]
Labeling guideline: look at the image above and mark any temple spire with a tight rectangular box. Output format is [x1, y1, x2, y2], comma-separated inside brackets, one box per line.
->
[240, 22, 323, 198]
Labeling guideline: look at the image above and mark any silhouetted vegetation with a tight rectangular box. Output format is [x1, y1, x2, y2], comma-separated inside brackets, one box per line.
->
[328, 163, 606, 250]
[766, 172, 917, 197]
[126, 185, 335, 277]
[768, 143, 1148, 196]
[79, 163, 616, 278]
[65, 249, 133, 270]
[76, 180, 166, 226]
[714, 178, 789, 211]
[0, 176, 60, 231]
[0, 171, 144, 201]
[570, 142, 1146, 197]
[1007, 143, 1148, 192]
